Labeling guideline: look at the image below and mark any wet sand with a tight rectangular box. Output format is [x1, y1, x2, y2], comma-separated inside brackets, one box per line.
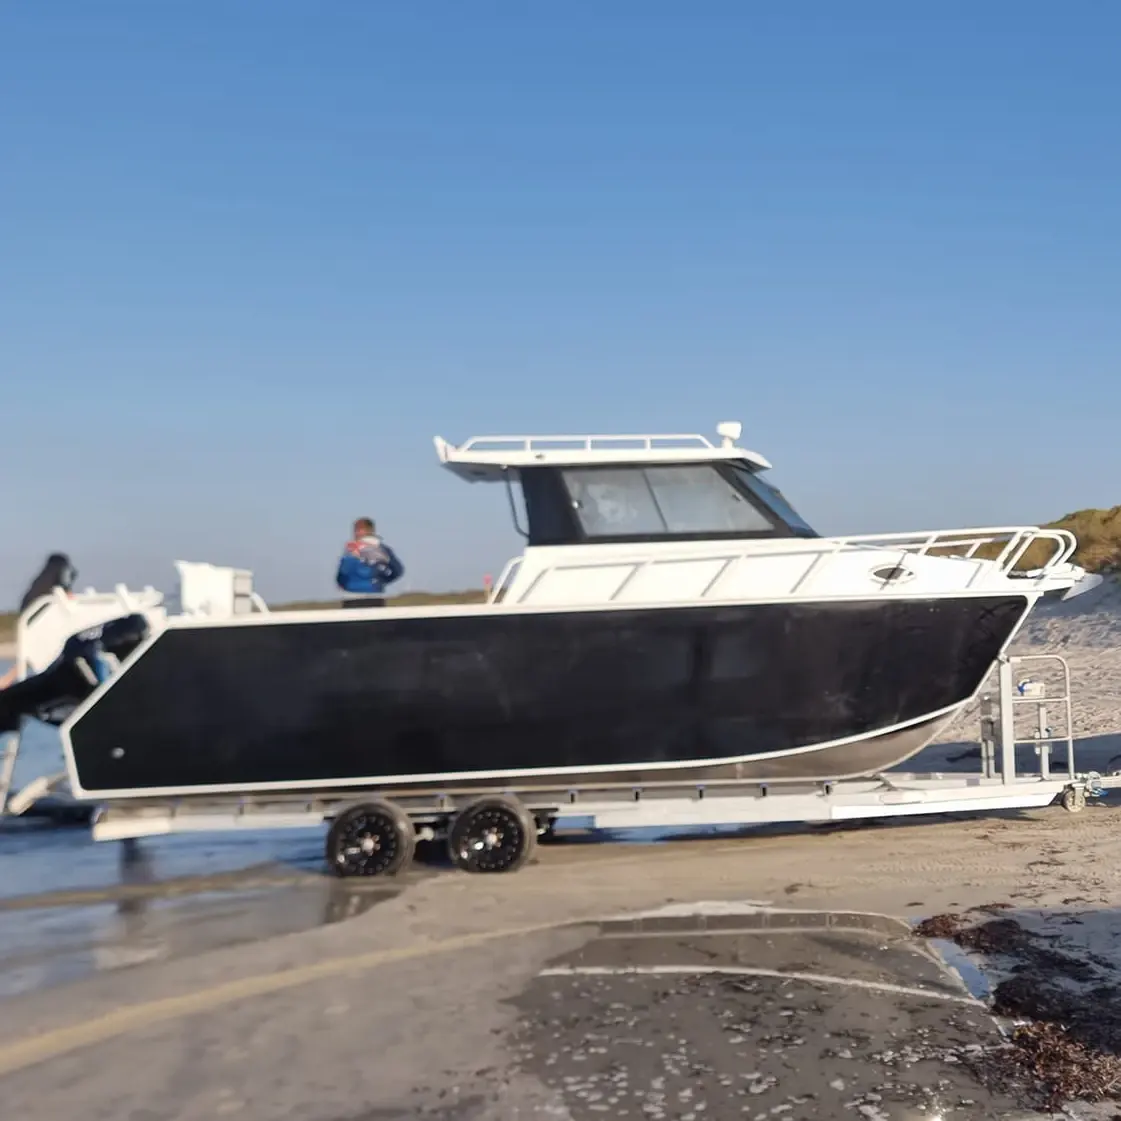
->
[514, 906, 1025, 1118]
[5, 806, 1121, 1117]
[0, 864, 416, 1000]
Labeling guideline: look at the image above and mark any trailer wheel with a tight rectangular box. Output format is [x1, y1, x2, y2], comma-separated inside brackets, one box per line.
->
[448, 796, 537, 874]
[326, 801, 415, 877]
[1061, 786, 1087, 813]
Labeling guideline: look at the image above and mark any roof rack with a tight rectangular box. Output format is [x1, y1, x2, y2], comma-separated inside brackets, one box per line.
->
[434, 422, 772, 481]
[460, 433, 717, 453]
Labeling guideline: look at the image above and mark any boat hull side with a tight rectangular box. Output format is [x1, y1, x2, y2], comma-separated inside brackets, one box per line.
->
[65, 595, 1029, 797]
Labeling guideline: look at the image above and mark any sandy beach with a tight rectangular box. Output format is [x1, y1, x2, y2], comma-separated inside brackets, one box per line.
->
[7, 789, 1121, 1117]
[3, 582, 1121, 1116]
[936, 577, 1121, 752]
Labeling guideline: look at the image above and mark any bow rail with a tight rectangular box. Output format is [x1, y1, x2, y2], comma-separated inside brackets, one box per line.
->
[487, 526, 1080, 605]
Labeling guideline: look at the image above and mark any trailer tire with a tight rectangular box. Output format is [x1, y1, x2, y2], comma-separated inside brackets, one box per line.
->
[1061, 786, 1087, 813]
[447, 796, 537, 874]
[326, 801, 416, 877]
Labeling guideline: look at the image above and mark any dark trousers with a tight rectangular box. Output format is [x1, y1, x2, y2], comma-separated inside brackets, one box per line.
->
[340, 597, 386, 609]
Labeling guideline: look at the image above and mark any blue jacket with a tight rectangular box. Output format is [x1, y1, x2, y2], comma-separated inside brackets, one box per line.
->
[336, 542, 404, 595]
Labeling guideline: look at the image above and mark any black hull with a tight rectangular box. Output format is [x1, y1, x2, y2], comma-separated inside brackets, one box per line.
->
[65, 595, 1030, 797]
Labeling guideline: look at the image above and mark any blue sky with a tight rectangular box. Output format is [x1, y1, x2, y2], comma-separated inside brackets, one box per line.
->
[2, 2, 1120, 605]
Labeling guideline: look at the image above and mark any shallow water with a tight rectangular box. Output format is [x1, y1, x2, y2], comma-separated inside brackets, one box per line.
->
[0, 669, 342, 997]
[2, 718, 329, 898]
[0, 874, 410, 999]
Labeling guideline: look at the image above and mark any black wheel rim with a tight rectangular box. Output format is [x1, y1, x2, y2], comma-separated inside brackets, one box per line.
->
[455, 807, 527, 873]
[334, 811, 403, 876]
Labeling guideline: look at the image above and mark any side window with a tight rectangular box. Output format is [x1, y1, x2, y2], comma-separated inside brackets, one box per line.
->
[733, 467, 817, 535]
[645, 465, 775, 533]
[562, 464, 780, 537]
[564, 468, 666, 536]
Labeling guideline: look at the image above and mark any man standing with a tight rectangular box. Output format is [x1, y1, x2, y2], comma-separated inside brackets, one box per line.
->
[335, 518, 404, 608]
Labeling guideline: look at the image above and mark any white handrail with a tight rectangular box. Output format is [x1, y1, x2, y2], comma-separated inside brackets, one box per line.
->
[15, 585, 165, 679]
[823, 526, 1076, 561]
[497, 526, 1082, 606]
[458, 433, 718, 454]
[489, 556, 523, 604]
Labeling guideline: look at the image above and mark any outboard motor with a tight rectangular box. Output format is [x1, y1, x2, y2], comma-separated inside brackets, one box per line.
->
[0, 613, 150, 733]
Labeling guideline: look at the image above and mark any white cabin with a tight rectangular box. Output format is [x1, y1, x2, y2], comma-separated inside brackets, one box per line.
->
[434, 422, 1086, 607]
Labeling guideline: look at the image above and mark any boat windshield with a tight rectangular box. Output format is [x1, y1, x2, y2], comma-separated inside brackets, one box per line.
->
[730, 465, 817, 535]
[559, 463, 802, 540]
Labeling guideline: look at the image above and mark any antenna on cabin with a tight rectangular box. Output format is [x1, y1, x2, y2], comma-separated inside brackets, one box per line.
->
[715, 421, 742, 449]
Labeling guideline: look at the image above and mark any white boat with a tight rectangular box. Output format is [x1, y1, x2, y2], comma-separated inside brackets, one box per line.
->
[40, 420, 1093, 802]
[0, 562, 265, 816]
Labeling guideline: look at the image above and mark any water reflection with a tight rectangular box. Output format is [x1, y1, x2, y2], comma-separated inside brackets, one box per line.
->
[0, 844, 414, 999]
[321, 881, 401, 926]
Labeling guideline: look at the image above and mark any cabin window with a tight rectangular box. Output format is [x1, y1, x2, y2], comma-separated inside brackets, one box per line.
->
[562, 464, 776, 538]
[731, 466, 817, 536]
[563, 468, 666, 537]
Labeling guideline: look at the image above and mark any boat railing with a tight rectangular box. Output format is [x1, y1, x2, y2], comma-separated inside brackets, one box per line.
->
[787, 526, 1077, 595]
[494, 526, 1079, 604]
[829, 526, 1076, 571]
[488, 556, 523, 604]
[15, 585, 165, 679]
[457, 432, 718, 455]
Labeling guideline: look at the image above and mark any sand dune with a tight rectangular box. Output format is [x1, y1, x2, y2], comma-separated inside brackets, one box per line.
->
[1015, 574, 1121, 651]
[932, 577, 1121, 754]
[1008, 578, 1121, 740]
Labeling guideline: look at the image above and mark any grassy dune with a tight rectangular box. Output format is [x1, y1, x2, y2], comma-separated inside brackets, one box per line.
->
[1043, 507, 1121, 573]
[274, 589, 486, 613]
[963, 508, 1121, 573]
